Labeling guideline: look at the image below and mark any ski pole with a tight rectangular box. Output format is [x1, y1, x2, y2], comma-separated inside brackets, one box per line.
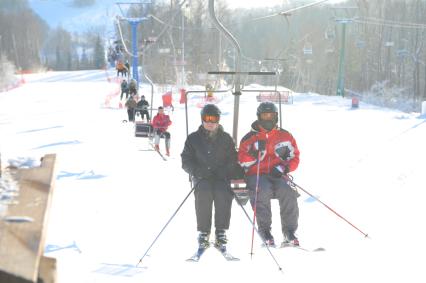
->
[136, 185, 195, 266]
[284, 175, 369, 238]
[230, 186, 283, 272]
[250, 150, 262, 258]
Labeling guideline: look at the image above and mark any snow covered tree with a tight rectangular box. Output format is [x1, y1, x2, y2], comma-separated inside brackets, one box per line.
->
[0, 54, 16, 89]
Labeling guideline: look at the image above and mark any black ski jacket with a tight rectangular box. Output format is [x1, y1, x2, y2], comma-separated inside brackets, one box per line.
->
[181, 125, 243, 182]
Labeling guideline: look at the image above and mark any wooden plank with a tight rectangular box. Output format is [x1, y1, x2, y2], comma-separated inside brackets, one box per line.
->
[0, 154, 56, 283]
[38, 256, 57, 283]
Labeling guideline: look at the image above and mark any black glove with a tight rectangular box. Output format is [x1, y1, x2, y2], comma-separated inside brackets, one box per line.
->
[248, 140, 266, 158]
[193, 167, 213, 179]
[230, 164, 245, 180]
[270, 165, 289, 178]
[275, 145, 290, 161]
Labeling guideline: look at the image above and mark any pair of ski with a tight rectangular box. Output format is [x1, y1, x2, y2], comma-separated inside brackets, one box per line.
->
[279, 242, 325, 252]
[154, 149, 168, 161]
[149, 143, 168, 161]
[186, 244, 239, 262]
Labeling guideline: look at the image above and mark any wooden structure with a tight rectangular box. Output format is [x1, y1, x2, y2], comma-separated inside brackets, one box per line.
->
[0, 154, 57, 283]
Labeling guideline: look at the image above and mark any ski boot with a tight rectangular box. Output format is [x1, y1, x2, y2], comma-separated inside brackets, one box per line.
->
[214, 229, 228, 251]
[260, 229, 275, 247]
[281, 230, 299, 247]
[198, 232, 210, 249]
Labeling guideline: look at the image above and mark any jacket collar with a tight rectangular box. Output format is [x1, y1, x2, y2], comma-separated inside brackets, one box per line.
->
[251, 120, 278, 134]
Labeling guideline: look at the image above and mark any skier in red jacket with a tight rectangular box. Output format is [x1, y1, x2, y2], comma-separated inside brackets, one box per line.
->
[152, 106, 172, 156]
[238, 102, 300, 247]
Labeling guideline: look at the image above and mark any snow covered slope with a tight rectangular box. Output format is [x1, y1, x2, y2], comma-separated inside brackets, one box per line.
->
[1, 69, 425, 283]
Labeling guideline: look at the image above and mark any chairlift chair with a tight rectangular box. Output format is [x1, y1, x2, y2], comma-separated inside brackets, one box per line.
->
[385, 41, 394, 47]
[396, 49, 409, 58]
[356, 40, 366, 49]
[303, 43, 313, 55]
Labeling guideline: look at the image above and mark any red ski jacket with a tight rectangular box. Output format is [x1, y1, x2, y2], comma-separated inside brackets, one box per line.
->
[238, 121, 300, 176]
[152, 113, 171, 132]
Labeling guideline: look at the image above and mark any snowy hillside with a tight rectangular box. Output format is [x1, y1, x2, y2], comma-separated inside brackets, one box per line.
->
[1, 69, 425, 283]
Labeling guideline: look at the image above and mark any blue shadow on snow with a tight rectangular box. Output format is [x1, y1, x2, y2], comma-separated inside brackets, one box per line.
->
[93, 263, 147, 277]
[45, 241, 82, 254]
[17, 125, 63, 134]
[33, 140, 81, 149]
[304, 196, 320, 203]
[56, 170, 107, 180]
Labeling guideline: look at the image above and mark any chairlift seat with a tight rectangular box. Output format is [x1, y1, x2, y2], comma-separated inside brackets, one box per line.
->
[135, 122, 153, 138]
[303, 48, 313, 55]
[397, 49, 409, 57]
[256, 91, 292, 104]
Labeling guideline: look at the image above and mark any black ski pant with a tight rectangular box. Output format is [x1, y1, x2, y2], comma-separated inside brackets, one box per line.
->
[120, 90, 129, 100]
[138, 110, 150, 121]
[194, 179, 233, 233]
[246, 174, 300, 236]
[127, 108, 135, 122]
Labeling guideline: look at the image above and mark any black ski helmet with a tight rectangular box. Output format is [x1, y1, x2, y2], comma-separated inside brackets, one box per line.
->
[257, 102, 278, 118]
[257, 101, 278, 130]
[201, 103, 221, 117]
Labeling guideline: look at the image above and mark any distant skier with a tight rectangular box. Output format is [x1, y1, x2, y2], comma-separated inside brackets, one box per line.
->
[238, 101, 301, 247]
[120, 79, 129, 100]
[128, 79, 137, 96]
[136, 95, 150, 122]
[181, 104, 243, 251]
[152, 106, 172, 156]
[125, 60, 130, 77]
[125, 94, 137, 122]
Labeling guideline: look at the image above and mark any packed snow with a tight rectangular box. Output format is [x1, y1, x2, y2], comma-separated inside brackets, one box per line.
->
[1, 69, 425, 283]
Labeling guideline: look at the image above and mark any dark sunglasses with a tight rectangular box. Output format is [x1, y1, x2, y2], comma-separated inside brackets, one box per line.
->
[202, 114, 220, 123]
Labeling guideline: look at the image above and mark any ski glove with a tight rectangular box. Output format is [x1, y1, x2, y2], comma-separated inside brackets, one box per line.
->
[248, 139, 266, 159]
[230, 164, 246, 180]
[275, 145, 290, 161]
[193, 167, 213, 179]
[270, 164, 289, 178]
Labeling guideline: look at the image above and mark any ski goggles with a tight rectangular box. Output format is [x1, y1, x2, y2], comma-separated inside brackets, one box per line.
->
[202, 114, 220, 123]
[259, 112, 277, 121]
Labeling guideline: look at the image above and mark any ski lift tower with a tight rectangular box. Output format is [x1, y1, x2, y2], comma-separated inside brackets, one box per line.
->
[116, 1, 152, 87]
[332, 6, 357, 97]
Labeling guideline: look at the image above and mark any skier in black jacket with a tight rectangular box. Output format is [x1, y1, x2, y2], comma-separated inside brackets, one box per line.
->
[181, 104, 243, 250]
[136, 95, 150, 122]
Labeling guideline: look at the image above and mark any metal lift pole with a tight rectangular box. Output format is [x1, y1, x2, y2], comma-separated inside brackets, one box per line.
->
[336, 19, 348, 97]
[116, 2, 152, 87]
[129, 20, 140, 85]
[208, 0, 242, 144]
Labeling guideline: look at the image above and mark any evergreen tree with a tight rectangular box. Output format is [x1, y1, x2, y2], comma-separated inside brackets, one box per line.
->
[93, 35, 105, 69]
[80, 48, 89, 70]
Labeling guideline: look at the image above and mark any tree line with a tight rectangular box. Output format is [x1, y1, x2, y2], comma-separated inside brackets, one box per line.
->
[125, 0, 426, 111]
[1, 0, 425, 112]
[0, 0, 105, 86]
